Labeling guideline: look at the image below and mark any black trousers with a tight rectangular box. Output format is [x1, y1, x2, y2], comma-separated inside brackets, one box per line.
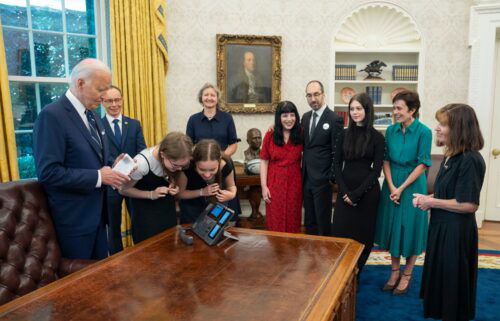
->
[303, 177, 333, 236]
[106, 188, 132, 255]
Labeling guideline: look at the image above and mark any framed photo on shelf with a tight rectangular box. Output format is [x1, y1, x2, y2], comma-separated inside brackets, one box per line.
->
[374, 112, 393, 126]
[216, 34, 282, 113]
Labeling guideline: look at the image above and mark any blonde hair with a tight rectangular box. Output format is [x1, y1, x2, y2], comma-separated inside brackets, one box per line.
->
[197, 83, 224, 109]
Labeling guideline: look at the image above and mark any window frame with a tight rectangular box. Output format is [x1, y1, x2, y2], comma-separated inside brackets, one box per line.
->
[1, 0, 109, 179]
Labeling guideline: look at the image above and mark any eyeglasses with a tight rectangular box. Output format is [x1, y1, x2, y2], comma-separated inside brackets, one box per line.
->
[102, 98, 122, 104]
[166, 158, 190, 170]
[305, 92, 323, 99]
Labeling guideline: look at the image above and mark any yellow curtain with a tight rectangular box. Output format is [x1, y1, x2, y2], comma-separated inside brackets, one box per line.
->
[0, 17, 20, 182]
[109, 0, 169, 247]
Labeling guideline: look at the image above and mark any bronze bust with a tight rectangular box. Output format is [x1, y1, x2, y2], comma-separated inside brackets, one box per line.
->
[244, 128, 262, 162]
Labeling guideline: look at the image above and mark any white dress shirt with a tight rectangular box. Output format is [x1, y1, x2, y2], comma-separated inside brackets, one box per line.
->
[309, 104, 327, 133]
[105, 113, 123, 135]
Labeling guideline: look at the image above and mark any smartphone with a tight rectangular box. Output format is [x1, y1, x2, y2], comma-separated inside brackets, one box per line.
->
[112, 154, 135, 176]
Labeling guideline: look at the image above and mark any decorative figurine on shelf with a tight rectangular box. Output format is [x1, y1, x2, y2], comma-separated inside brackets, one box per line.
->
[244, 128, 262, 175]
[359, 60, 387, 80]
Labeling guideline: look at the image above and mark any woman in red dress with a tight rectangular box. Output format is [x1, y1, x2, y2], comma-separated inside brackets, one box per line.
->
[260, 101, 303, 233]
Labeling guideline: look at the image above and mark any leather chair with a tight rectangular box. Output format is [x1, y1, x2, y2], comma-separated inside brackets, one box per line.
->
[0, 180, 95, 305]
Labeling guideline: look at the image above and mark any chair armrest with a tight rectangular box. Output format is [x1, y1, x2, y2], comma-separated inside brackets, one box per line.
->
[58, 258, 97, 277]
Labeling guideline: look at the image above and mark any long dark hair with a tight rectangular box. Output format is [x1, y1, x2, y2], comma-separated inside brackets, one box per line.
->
[343, 93, 375, 159]
[273, 101, 301, 146]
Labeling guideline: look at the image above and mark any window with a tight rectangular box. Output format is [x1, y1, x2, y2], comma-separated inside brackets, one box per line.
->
[1, 0, 105, 179]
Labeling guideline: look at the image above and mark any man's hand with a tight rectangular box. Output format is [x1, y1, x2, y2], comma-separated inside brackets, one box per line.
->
[112, 153, 125, 168]
[100, 166, 130, 188]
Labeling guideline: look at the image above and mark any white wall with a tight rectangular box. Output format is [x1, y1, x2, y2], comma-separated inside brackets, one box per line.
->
[166, 0, 473, 160]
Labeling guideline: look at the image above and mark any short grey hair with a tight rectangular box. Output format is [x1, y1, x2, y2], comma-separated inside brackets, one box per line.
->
[70, 58, 111, 87]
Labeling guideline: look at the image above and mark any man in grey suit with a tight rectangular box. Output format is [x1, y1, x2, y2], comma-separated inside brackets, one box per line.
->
[301, 80, 343, 236]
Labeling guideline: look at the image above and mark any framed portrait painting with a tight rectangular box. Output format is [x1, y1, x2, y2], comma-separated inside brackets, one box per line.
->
[216, 34, 282, 113]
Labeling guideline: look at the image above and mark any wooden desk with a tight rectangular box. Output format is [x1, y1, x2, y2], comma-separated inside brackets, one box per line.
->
[0, 228, 363, 321]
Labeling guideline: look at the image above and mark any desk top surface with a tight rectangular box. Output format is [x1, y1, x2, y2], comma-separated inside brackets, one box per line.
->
[0, 228, 362, 321]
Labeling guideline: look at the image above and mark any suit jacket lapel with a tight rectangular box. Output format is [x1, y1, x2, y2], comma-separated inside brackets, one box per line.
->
[63, 97, 103, 162]
[303, 111, 311, 146]
[310, 107, 331, 143]
[121, 116, 129, 149]
[102, 117, 120, 150]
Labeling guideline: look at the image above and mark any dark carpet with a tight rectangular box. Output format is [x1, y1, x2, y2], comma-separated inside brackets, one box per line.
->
[356, 253, 500, 321]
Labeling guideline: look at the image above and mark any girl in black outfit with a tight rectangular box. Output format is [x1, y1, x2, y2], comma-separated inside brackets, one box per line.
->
[120, 132, 193, 244]
[331, 93, 385, 275]
[178, 139, 237, 223]
[413, 104, 485, 321]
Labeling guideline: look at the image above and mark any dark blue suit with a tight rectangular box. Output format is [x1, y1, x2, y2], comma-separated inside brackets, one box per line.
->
[33, 94, 110, 260]
[102, 115, 146, 254]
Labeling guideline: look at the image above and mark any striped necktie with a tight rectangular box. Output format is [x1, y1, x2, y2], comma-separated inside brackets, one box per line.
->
[85, 110, 103, 159]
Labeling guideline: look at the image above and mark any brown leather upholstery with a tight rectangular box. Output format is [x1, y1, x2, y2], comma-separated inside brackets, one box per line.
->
[0, 180, 94, 305]
[427, 154, 444, 195]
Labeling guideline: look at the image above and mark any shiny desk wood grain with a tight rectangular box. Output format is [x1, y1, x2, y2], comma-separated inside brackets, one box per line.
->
[0, 228, 363, 321]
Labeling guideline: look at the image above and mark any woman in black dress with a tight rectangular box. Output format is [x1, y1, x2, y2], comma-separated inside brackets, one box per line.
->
[120, 132, 193, 244]
[331, 93, 385, 275]
[413, 104, 485, 321]
[178, 139, 237, 223]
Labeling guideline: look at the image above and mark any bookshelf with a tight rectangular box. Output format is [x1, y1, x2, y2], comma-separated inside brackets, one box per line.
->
[332, 3, 423, 130]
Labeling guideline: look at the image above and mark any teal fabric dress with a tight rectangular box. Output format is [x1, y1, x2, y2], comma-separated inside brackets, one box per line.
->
[374, 118, 432, 257]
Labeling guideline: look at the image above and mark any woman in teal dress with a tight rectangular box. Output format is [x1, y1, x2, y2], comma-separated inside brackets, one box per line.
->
[374, 90, 432, 295]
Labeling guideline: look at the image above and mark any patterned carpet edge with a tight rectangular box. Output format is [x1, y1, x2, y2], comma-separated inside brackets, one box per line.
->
[366, 249, 500, 269]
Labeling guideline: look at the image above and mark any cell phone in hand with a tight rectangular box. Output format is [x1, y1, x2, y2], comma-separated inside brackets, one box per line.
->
[112, 154, 135, 176]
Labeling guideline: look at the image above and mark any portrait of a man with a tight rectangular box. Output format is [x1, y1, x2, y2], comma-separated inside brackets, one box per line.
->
[226, 45, 272, 104]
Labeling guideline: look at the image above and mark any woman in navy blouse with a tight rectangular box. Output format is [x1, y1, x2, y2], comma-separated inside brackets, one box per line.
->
[186, 83, 238, 156]
[185, 83, 240, 218]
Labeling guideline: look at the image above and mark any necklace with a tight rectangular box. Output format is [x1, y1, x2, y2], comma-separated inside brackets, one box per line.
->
[444, 156, 450, 170]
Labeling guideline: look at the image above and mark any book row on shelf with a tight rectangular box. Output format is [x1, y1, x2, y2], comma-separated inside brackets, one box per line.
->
[365, 86, 382, 104]
[335, 64, 418, 81]
[392, 65, 418, 81]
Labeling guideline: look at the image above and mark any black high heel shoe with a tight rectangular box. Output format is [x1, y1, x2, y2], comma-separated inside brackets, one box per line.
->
[382, 268, 400, 291]
[393, 272, 412, 295]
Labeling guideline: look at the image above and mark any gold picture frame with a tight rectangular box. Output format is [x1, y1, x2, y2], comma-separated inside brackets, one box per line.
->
[216, 34, 282, 113]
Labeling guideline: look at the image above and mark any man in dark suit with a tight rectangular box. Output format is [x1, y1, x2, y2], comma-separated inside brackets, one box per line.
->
[301, 80, 343, 236]
[33, 59, 130, 260]
[101, 85, 146, 254]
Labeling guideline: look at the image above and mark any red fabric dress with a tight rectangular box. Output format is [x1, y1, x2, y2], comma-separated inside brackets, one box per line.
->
[260, 130, 303, 233]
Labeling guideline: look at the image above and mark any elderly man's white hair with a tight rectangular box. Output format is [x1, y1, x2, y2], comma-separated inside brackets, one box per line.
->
[70, 58, 111, 87]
